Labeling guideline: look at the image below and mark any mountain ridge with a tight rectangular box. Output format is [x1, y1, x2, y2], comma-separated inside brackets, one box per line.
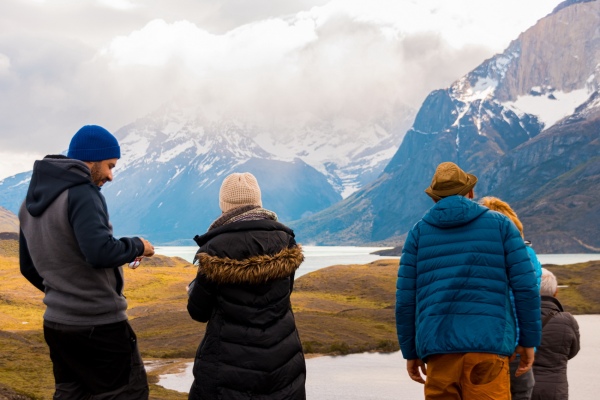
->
[289, 0, 600, 253]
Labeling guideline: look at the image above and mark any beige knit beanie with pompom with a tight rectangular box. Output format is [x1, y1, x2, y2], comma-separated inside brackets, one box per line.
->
[219, 172, 262, 213]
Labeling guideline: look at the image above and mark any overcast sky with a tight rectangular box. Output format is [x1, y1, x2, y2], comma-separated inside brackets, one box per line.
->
[0, 0, 561, 179]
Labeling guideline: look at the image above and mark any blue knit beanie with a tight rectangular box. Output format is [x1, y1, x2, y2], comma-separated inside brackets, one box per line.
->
[68, 125, 121, 161]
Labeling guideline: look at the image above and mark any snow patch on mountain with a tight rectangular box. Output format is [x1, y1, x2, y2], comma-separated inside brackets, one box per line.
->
[253, 118, 407, 196]
[157, 141, 194, 163]
[454, 76, 499, 103]
[119, 132, 151, 168]
[503, 87, 592, 129]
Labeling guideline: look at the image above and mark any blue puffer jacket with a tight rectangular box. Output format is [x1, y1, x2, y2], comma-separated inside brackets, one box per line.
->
[395, 195, 541, 361]
[512, 245, 543, 347]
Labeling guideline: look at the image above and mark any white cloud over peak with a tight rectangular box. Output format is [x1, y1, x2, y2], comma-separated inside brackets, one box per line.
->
[0, 0, 561, 179]
[103, 17, 318, 71]
[97, 0, 138, 11]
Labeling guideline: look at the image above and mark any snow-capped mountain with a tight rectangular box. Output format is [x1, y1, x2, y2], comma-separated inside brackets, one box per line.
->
[117, 101, 414, 199]
[91, 108, 345, 243]
[291, 0, 600, 253]
[254, 111, 413, 197]
[0, 101, 413, 243]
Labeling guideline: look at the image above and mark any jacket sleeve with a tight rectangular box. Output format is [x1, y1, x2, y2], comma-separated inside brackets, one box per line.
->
[68, 184, 144, 268]
[567, 314, 581, 360]
[526, 245, 543, 290]
[19, 229, 45, 292]
[396, 226, 419, 360]
[187, 271, 217, 322]
[504, 220, 541, 348]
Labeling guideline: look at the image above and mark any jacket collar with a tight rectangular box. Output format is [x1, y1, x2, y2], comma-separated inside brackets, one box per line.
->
[541, 295, 564, 312]
[193, 219, 294, 247]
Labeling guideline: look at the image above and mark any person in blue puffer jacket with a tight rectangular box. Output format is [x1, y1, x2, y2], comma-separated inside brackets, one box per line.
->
[395, 162, 541, 400]
[480, 196, 543, 400]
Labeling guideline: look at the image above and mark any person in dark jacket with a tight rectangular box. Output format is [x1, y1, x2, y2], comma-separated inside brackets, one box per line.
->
[531, 268, 580, 400]
[19, 125, 155, 399]
[395, 162, 541, 399]
[187, 172, 306, 400]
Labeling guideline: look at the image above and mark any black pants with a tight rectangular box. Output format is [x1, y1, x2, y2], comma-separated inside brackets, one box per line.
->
[510, 358, 535, 400]
[43, 320, 148, 400]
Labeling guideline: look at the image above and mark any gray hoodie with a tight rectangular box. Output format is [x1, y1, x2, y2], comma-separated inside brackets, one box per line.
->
[19, 155, 144, 325]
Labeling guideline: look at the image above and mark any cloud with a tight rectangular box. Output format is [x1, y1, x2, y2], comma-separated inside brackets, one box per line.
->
[0, 0, 560, 179]
[97, 0, 139, 11]
[0, 53, 9, 75]
[0, 151, 43, 179]
[96, 8, 492, 125]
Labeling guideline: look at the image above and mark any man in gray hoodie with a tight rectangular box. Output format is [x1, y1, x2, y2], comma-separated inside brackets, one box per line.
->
[19, 125, 155, 399]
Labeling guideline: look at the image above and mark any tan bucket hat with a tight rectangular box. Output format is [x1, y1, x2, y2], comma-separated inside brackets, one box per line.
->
[425, 162, 478, 201]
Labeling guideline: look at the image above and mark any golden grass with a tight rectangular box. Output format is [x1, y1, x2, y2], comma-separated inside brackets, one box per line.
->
[2, 247, 599, 399]
[545, 261, 600, 314]
[292, 259, 399, 354]
[0, 253, 197, 399]
[0, 330, 54, 399]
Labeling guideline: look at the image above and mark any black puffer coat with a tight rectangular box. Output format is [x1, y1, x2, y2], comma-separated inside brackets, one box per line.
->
[531, 296, 580, 400]
[187, 219, 306, 400]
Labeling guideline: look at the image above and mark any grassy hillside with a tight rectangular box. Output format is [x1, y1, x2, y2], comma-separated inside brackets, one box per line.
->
[293, 259, 399, 354]
[0, 245, 196, 400]
[1, 241, 599, 399]
[0, 206, 18, 234]
[544, 260, 600, 314]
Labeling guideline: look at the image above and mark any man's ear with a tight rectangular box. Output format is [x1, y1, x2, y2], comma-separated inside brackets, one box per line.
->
[467, 189, 474, 199]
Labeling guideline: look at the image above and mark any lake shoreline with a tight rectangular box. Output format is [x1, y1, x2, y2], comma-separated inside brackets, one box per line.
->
[3, 245, 600, 399]
[154, 315, 600, 399]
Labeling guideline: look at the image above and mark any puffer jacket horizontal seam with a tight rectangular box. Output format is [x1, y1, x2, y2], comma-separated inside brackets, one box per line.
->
[424, 312, 509, 320]
[216, 349, 304, 374]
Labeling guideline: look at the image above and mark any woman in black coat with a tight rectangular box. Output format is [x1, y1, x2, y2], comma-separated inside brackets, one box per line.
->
[187, 172, 306, 400]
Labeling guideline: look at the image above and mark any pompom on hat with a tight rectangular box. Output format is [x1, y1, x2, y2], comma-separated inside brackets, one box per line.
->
[219, 172, 262, 212]
[425, 162, 477, 201]
[67, 125, 121, 161]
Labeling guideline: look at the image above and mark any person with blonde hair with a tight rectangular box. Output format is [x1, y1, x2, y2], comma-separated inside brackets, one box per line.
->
[186, 172, 306, 399]
[480, 196, 543, 400]
[531, 268, 580, 400]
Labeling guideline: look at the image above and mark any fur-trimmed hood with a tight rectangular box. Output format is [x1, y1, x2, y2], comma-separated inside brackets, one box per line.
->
[196, 245, 304, 285]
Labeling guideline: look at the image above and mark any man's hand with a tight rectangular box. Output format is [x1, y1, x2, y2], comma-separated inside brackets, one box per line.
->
[407, 358, 427, 384]
[140, 238, 155, 257]
[511, 346, 535, 377]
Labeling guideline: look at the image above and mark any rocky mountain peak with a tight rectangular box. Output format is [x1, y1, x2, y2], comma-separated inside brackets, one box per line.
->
[290, 0, 600, 252]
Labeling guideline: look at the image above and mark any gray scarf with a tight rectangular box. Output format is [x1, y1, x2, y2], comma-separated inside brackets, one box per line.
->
[208, 205, 278, 231]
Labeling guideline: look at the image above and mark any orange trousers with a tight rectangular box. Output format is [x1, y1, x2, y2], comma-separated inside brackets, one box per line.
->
[424, 353, 510, 400]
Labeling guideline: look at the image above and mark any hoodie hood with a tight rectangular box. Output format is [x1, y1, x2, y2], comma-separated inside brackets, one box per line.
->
[422, 195, 488, 229]
[25, 155, 92, 217]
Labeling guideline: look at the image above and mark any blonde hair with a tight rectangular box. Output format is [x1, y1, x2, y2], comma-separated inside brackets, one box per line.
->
[540, 268, 558, 296]
[480, 196, 524, 238]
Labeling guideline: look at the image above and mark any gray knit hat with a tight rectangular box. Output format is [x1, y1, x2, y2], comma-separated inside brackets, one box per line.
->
[219, 172, 262, 212]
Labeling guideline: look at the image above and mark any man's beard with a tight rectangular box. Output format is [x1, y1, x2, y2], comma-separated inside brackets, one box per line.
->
[90, 162, 105, 186]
